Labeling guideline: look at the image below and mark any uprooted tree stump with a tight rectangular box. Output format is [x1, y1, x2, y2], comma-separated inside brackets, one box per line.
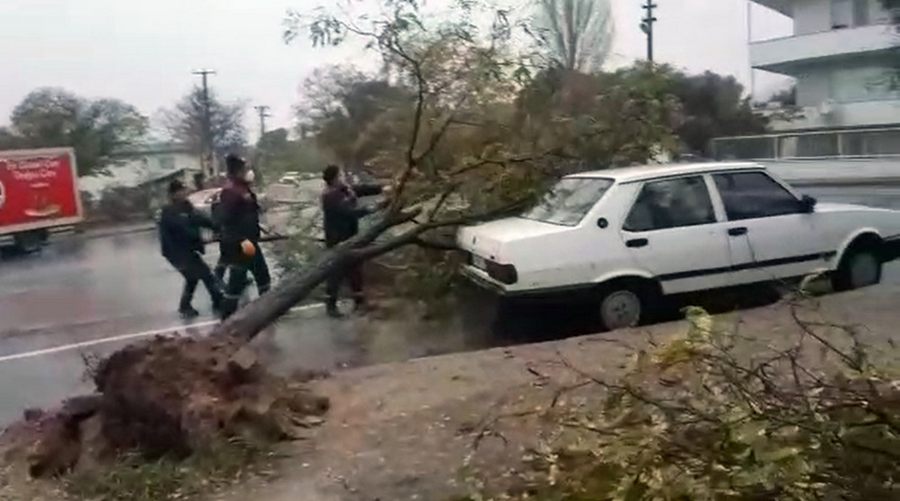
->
[95, 336, 329, 456]
[1, 336, 329, 478]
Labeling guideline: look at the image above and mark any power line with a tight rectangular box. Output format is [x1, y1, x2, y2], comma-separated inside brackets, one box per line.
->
[640, 0, 658, 62]
[192, 68, 216, 176]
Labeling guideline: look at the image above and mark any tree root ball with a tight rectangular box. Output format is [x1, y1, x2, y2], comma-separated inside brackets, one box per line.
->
[94, 336, 329, 458]
[2, 335, 329, 478]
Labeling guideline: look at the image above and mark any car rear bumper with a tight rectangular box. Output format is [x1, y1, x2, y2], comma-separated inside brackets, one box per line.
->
[460, 265, 597, 301]
[461, 265, 511, 295]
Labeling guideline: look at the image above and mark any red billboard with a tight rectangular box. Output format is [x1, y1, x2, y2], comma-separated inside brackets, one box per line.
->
[0, 148, 83, 235]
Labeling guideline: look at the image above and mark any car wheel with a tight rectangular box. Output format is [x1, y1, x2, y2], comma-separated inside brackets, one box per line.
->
[833, 247, 882, 291]
[598, 287, 644, 331]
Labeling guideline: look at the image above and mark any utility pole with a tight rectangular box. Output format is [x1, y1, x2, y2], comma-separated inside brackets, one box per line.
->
[253, 105, 272, 177]
[253, 105, 271, 139]
[640, 0, 658, 62]
[192, 69, 217, 177]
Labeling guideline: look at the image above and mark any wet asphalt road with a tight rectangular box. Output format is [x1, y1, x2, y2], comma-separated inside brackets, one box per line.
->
[0, 184, 899, 425]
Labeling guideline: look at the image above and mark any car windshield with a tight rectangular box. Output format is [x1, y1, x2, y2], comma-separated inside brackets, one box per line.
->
[520, 177, 614, 226]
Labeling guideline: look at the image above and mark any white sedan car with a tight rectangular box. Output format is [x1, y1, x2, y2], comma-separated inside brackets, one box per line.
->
[458, 162, 900, 330]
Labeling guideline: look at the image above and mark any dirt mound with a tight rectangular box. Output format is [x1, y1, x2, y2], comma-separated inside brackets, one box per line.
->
[1, 335, 329, 478]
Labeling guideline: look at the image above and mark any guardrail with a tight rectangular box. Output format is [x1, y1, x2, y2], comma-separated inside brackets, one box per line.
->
[712, 127, 900, 161]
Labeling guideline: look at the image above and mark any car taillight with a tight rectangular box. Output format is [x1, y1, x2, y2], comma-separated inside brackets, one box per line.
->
[486, 261, 518, 285]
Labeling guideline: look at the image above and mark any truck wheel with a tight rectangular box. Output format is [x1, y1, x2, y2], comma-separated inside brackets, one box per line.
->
[13, 230, 47, 254]
[598, 285, 646, 331]
[833, 247, 881, 291]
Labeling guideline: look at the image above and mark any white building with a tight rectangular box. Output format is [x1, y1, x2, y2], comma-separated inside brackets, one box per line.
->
[78, 142, 202, 197]
[714, 0, 899, 163]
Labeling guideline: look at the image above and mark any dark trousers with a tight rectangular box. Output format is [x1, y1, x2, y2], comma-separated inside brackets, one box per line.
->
[213, 257, 226, 282]
[221, 243, 271, 319]
[168, 252, 222, 312]
[326, 261, 364, 306]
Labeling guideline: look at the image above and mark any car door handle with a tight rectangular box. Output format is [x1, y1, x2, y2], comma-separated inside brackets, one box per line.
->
[728, 227, 748, 237]
[626, 238, 649, 248]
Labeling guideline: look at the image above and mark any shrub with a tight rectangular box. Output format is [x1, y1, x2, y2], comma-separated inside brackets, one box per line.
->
[472, 304, 900, 500]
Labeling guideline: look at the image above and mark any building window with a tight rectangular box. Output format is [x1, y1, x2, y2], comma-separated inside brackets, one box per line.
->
[832, 66, 900, 103]
[832, 0, 872, 28]
[832, 0, 852, 28]
[852, 0, 870, 25]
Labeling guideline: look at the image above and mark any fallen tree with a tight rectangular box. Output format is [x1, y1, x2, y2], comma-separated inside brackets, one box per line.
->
[1, 0, 681, 492]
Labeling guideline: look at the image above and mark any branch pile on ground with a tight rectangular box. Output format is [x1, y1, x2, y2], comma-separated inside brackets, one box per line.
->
[0, 335, 329, 478]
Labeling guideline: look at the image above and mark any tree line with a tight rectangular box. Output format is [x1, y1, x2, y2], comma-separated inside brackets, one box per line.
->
[0, 87, 246, 178]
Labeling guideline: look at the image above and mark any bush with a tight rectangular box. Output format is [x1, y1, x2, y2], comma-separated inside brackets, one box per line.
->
[468, 304, 900, 500]
[95, 186, 154, 222]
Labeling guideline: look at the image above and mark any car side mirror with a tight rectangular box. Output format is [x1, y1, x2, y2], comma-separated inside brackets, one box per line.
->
[800, 195, 817, 213]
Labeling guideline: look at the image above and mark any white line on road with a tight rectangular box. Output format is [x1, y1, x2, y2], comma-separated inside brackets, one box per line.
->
[0, 303, 324, 364]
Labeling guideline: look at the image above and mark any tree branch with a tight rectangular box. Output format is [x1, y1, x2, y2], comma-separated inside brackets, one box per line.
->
[413, 91, 472, 165]
[412, 237, 458, 251]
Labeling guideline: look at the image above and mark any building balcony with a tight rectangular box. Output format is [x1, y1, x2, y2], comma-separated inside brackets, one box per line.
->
[750, 24, 898, 74]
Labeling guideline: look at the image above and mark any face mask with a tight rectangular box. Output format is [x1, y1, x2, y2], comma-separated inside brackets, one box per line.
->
[244, 169, 256, 183]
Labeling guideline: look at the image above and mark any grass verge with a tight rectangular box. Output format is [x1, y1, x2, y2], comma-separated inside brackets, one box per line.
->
[63, 437, 278, 501]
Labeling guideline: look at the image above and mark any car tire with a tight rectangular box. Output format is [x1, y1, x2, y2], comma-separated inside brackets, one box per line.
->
[833, 247, 882, 291]
[597, 283, 649, 331]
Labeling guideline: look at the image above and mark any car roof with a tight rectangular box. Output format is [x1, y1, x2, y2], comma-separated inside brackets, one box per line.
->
[566, 162, 764, 183]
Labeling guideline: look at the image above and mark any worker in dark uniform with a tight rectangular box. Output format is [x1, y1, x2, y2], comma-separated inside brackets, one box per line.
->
[321, 165, 387, 318]
[159, 179, 223, 319]
[218, 154, 271, 319]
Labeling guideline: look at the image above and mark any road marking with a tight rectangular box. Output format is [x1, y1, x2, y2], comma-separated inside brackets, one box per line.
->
[0, 303, 324, 364]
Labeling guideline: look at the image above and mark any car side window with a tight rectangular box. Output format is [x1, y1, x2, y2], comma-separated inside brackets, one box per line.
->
[623, 176, 716, 232]
[713, 172, 802, 221]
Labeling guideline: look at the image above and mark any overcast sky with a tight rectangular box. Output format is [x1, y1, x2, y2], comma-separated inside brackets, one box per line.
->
[0, 0, 793, 140]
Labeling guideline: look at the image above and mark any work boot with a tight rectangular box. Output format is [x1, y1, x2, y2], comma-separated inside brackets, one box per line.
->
[179, 306, 200, 319]
[211, 297, 223, 316]
[219, 298, 239, 320]
[326, 299, 343, 319]
[353, 296, 370, 314]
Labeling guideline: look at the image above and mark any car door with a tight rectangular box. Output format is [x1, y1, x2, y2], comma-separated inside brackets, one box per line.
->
[711, 171, 827, 285]
[620, 175, 733, 294]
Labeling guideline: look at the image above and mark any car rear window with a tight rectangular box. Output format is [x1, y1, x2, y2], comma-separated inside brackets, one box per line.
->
[520, 177, 613, 226]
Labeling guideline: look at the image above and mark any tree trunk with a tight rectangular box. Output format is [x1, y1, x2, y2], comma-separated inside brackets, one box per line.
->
[214, 210, 421, 341]
[214, 246, 351, 340]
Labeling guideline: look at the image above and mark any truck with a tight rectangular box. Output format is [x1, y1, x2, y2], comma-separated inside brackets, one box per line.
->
[0, 147, 83, 252]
